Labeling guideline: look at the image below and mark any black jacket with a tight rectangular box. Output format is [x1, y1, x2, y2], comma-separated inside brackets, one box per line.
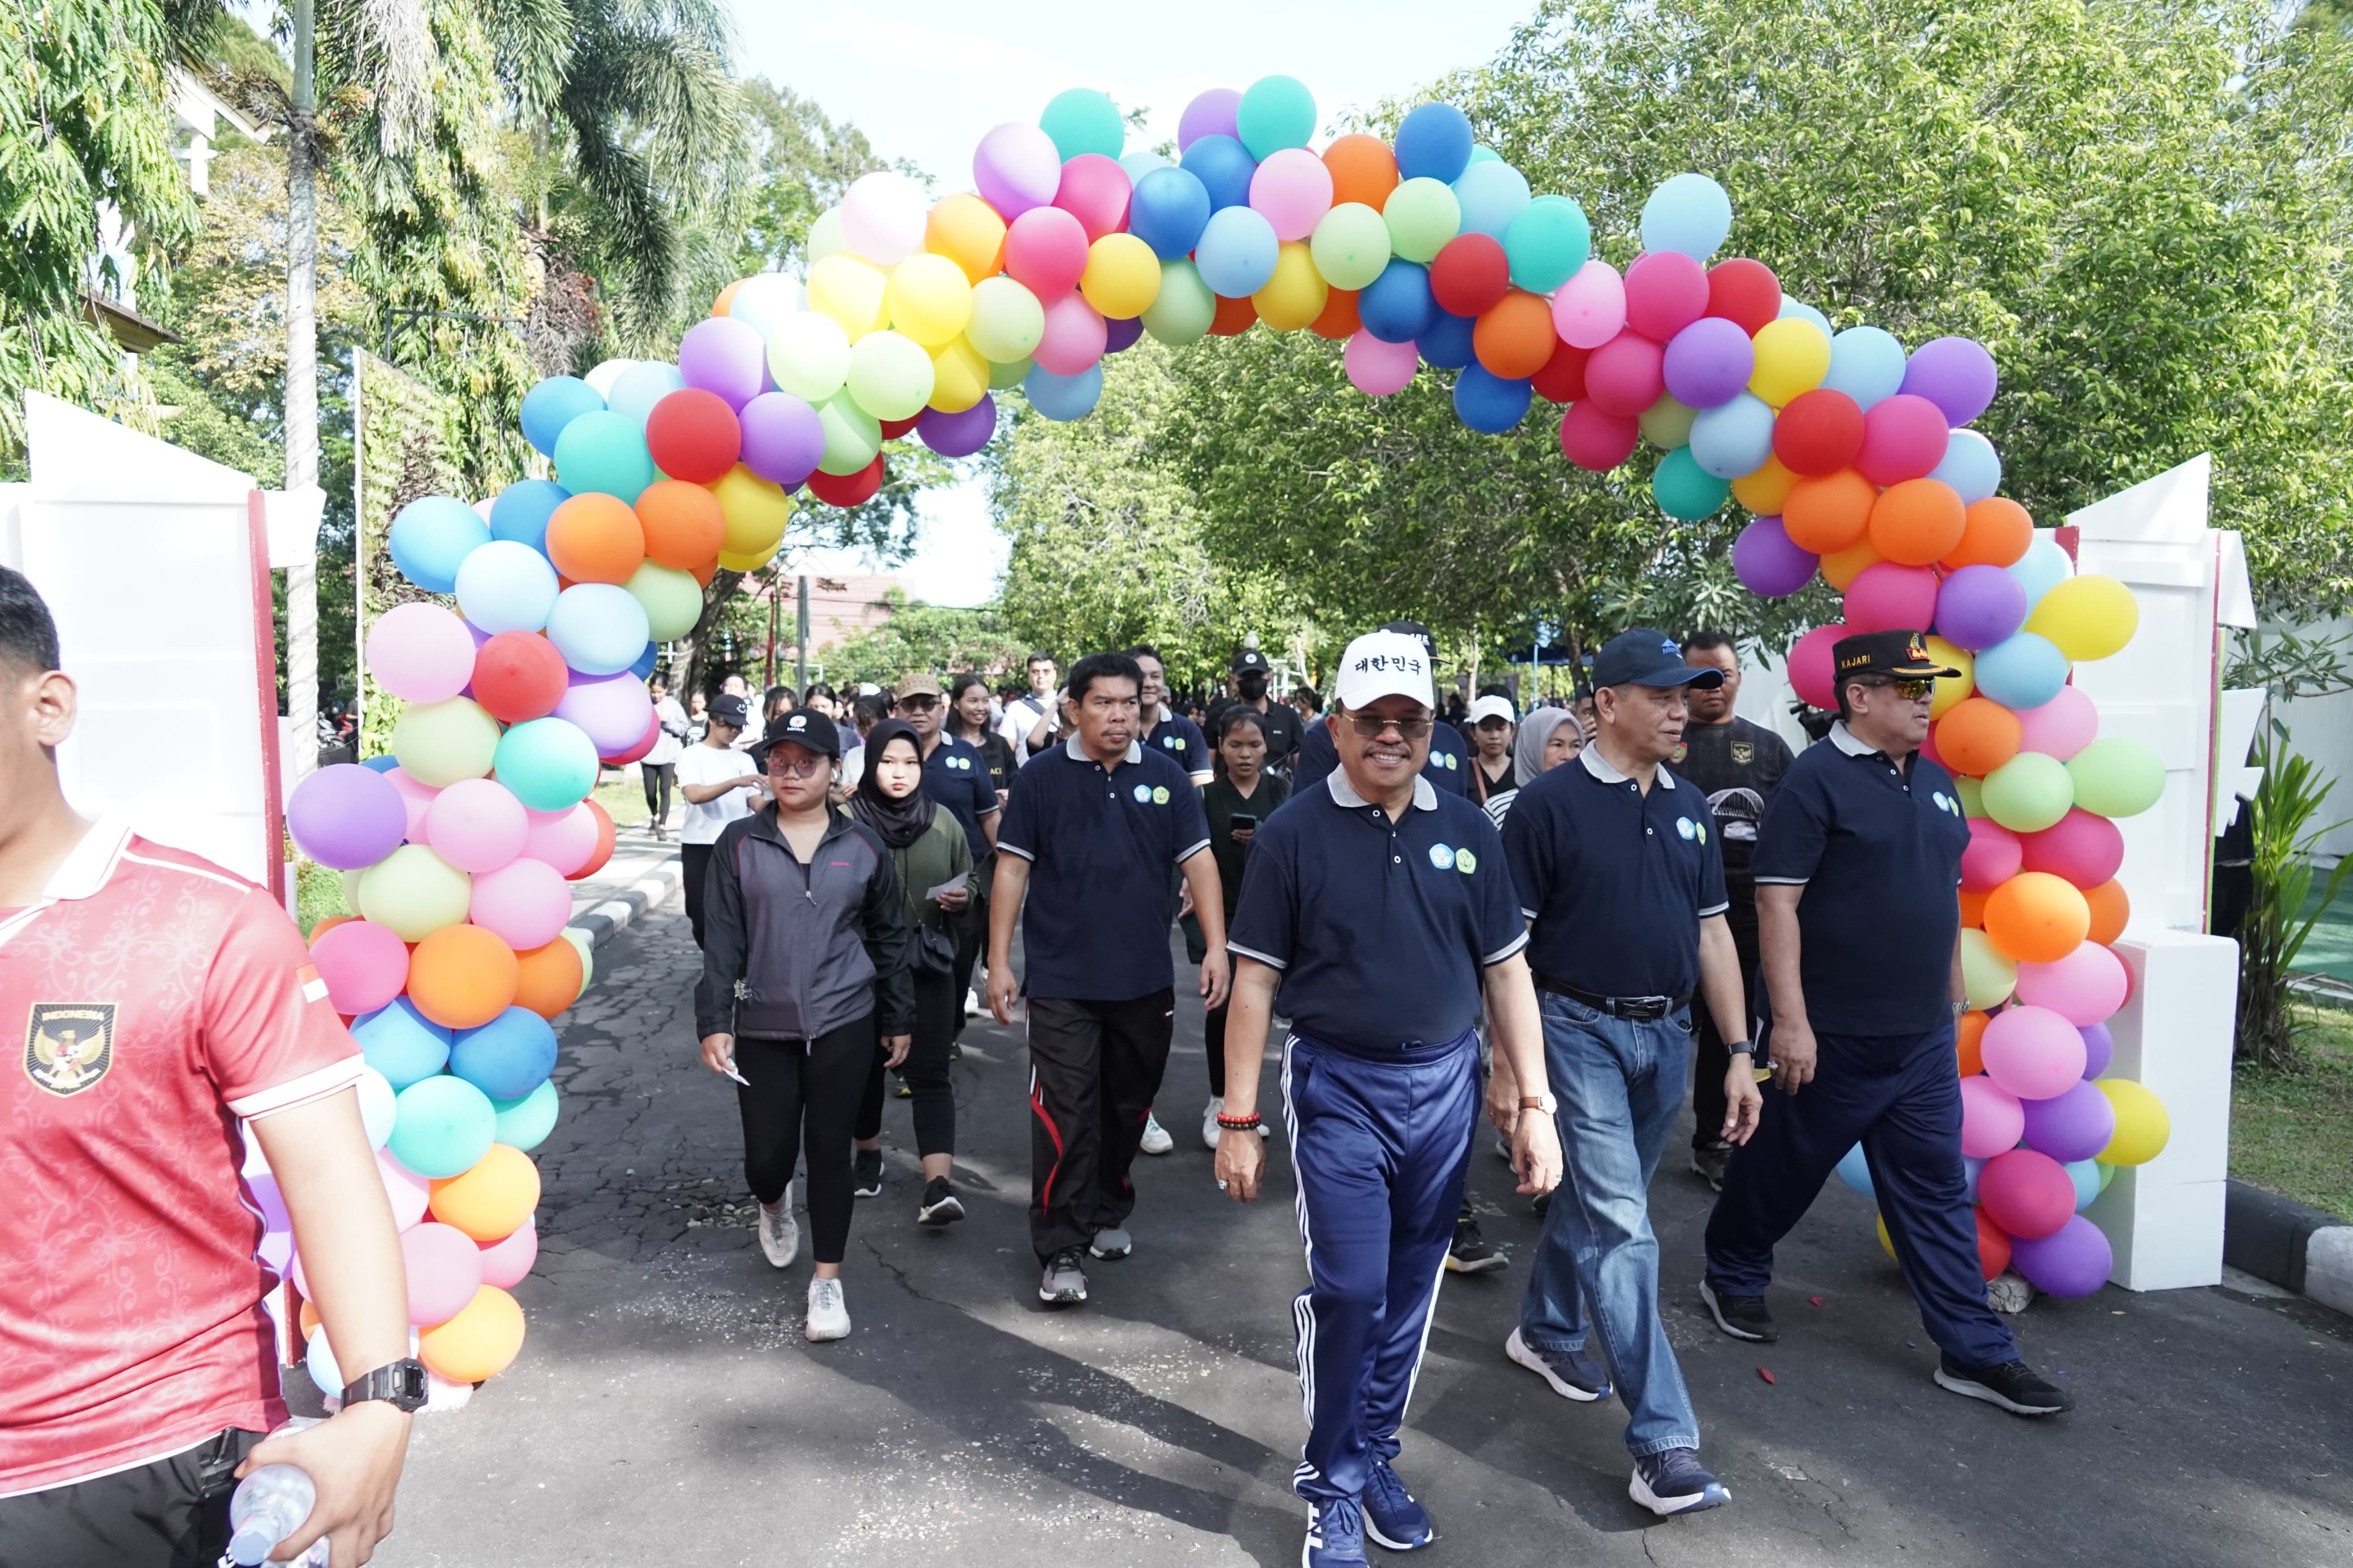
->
[694, 807, 915, 1040]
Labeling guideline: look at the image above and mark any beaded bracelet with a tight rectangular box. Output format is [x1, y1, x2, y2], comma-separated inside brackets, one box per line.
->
[1216, 1111, 1263, 1130]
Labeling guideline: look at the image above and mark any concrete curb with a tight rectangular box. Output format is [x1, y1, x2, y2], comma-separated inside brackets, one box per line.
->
[2225, 1178, 2353, 1315]
[564, 852, 683, 951]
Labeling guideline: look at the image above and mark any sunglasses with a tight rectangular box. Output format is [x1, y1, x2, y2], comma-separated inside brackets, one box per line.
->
[1343, 712, 1434, 740]
[896, 696, 940, 712]
[767, 753, 830, 777]
[1855, 676, 1936, 702]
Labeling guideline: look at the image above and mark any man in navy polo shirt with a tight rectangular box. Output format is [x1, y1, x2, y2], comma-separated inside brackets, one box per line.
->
[1216, 627, 1561, 1568]
[988, 651, 1229, 1308]
[1701, 631, 2071, 1417]
[1290, 623, 1470, 801]
[1130, 645, 1213, 786]
[1496, 627, 1763, 1518]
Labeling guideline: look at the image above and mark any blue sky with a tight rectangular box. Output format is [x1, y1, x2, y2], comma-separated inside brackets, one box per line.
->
[748, 0, 1544, 604]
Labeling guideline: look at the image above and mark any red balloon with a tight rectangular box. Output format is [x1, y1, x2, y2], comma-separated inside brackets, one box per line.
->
[806, 455, 885, 508]
[1623, 250, 1709, 342]
[1772, 388, 1865, 476]
[877, 414, 921, 439]
[1705, 258, 1780, 336]
[1003, 206, 1089, 299]
[1428, 233, 1510, 318]
[566, 799, 617, 882]
[471, 632, 570, 724]
[1973, 1206, 2013, 1281]
[1582, 332, 1665, 416]
[1856, 393, 1950, 486]
[644, 388, 742, 484]
[1531, 340, 1590, 404]
[601, 713, 660, 767]
[1558, 401, 1639, 470]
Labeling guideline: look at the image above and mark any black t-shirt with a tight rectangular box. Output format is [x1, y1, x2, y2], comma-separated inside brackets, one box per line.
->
[963, 729, 1018, 797]
[1671, 717, 1795, 923]
[1202, 772, 1290, 919]
[1206, 697, 1301, 772]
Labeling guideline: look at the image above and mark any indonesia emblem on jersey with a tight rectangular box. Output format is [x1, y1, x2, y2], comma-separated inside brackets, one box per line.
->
[24, 1003, 116, 1098]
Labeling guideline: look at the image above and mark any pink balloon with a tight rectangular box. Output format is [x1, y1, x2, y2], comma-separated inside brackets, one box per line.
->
[1248, 148, 1334, 242]
[1844, 561, 1940, 634]
[1003, 206, 1090, 298]
[1961, 818, 2023, 892]
[422, 777, 528, 874]
[1622, 250, 1709, 342]
[1053, 153, 1132, 242]
[470, 857, 574, 951]
[523, 804, 599, 877]
[1032, 291, 1108, 377]
[1979, 1004, 2089, 1101]
[385, 767, 441, 844]
[1959, 1074, 2026, 1159]
[2020, 807, 2125, 889]
[477, 1213, 539, 1289]
[1583, 332, 1666, 416]
[1787, 623, 1848, 711]
[1856, 393, 1950, 486]
[1977, 1148, 2076, 1239]
[310, 919, 411, 1015]
[367, 602, 477, 703]
[973, 122, 1062, 218]
[1345, 331, 1419, 396]
[1552, 260, 1628, 350]
[403, 1221, 486, 1328]
[2015, 941, 2130, 1026]
[2015, 685, 2099, 761]
[378, 1149, 433, 1230]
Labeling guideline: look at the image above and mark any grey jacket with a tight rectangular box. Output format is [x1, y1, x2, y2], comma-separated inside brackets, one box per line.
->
[694, 807, 915, 1041]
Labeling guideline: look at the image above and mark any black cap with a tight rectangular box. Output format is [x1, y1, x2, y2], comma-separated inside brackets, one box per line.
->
[1378, 620, 1436, 658]
[1231, 647, 1271, 674]
[1832, 629, 1961, 683]
[1591, 627, 1724, 691]
[750, 708, 841, 766]
[708, 694, 749, 728]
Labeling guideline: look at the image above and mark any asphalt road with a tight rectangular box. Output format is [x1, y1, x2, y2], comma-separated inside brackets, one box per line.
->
[371, 905, 2353, 1568]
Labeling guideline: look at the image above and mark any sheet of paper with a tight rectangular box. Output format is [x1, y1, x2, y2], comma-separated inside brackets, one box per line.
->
[924, 877, 967, 901]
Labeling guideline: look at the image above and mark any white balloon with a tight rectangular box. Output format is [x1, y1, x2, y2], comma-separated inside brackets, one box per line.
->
[728, 273, 804, 340]
[305, 1324, 341, 1397]
[356, 1065, 398, 1151]
[583, 358, 636, 399]
[839, 171, 928, 267]
[606, 361, 685, 426]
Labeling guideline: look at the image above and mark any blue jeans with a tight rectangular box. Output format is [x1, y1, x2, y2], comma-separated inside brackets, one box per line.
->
[1518, 993, 1701, 1458]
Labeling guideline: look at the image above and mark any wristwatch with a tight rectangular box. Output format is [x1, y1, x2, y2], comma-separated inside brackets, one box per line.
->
[341, 1357, 429, 1413]
[1519, 1092, 1558, 1116]
[1725, 1039, 1755, 1056]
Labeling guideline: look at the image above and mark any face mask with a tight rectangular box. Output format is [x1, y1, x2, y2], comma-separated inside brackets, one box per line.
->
[1238, 672, 1268, 699]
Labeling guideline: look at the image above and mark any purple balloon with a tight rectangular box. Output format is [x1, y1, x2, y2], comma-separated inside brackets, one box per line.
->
[919, 395, 998, 459]
[1105, 316, 1144, 355]
[2018, 1078, 2118, 1164]
[552, 671, 656, 755]
[1900, 335, 1999, 426]
[2010, 1214, 2113, 1297]
[974, 123, 1062, 218]
[1178, 88, 1242, 152]
[287, 763, 408, 870]
[676, 317, 766, 411]
[1933, 563, 2029, 651]
[738, 391, 824, 487]
[1661, 317, 1756, 410]
[1733, 516, 1820, 598]
[2079, 1020, 2114, 1079]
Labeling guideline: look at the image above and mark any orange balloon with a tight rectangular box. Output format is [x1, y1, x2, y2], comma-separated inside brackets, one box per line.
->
[429, 1143, 542, 1241]
[1819, 538, 1882, 591]
[2083, 878, 2130, 945]
[512, 937, 585, 1020]
[1323, 133, 1400, 209]
[311, 914, 356, 940]
[1983, 870, 2092, 965]
[299, 1298, 322, 1338]
[1956, 1008, 1989, 1073]
[407, 925, 520, 1030]
[925, 192, 1009, 284]
[545, 494, 646, 585]
[712, 279, 744, 317]
[1868, 478, 1967, 567]
[1934, 697, 2023, 777]
[634, 479, 727, 571]
[1945, 496, 2034, 569]
[1782, 469, 1876, 554]
[1472, 291, 1557, 379]
[1310, 288, 1361, 340]
[1208, 292, 1258, 337]
[418, 1284, 526, 1383]
[1731, 453, 1798, 516]
[690, 559, 718, 588]
[1958, 887, 1989, 930]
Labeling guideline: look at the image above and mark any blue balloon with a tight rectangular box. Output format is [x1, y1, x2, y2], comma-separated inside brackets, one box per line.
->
[1778, 295, 1833, 335]
[352, 999, 453, 1092]
[1453, 365, 1532, 434]
[488, 479, 569, 552]
[1835, 1143, 1876, 1198]
[1689, 392, 1778, 479]
[1130, 166, 1213, 260]
[1179, 133, 1257, 211]
[519, 375, 604, 457]
[450, 1007, 559, 1101]
[1930, 429, 2003, 506]
[1394, 102, 1473, 183]
[1417, 309, 1476, 370]
[1963, 1155, 1985, 1206]
[359, 754, 400, 774]
[1358, 259, 1437, 344]
[1974, 630, 2071, 710]
[629, 640, 659, 680]
[387, 496, 490, 595]
[1193, 205, 1280, 297]
[1451, 159, 1531, 239]
[2065, 1157, 2102, 1213]
[1639, 172, 1733, 262]
[1822, 326, 1907, 409]
[1023, 363, 1104, 422]
[1118, 149, 1171, 185]
[2007, 533, 2074, 607]
[607, 361, 686, 426]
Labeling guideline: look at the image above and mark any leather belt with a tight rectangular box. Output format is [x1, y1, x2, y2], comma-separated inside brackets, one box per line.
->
[1533, 975, 1692, 1022]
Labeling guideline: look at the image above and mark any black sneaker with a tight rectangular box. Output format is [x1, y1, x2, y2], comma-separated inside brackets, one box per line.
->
[851, 1147, 884, 1199]
[1699, 1278, 1778, 1342]
[1039, 1246, 1088, 1305]
[1691, 1140, 1731, 1191]
[917, 1176, 964, 1226]
[1446, 1216, 1507, 1275]
[1934, 1354, 2072, 1416]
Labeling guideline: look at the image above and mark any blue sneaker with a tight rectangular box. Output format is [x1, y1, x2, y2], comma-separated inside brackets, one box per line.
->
[1364, 1460, 1435, 1550]
[1302, 1496, 1368, 1566]
[1630, 1448, 1730, 1516]
[1504, 1327, 1611, 1402]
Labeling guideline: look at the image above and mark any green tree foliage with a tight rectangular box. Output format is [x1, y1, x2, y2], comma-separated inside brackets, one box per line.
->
[732, 79, 894, 280]
[813, 588, 1027, 689]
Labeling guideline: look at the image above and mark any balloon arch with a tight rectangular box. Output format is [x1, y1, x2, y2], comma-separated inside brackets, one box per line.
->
[285, 77, 2175, 1388]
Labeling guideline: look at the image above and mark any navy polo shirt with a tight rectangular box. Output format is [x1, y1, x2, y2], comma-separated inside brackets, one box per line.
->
[1287, 715, 1470, 802]
[1229, 772, 1527, 1052]
[921, 733, 1000, 859]
[997, 737, 1212, 1001]
[1752, 723, 1971, 1035]
[1502, 746, 1729, 1000]
[1145, 710, 1213, 783]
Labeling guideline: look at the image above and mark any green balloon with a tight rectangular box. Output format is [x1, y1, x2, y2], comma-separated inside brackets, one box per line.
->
[624, 561, 703, 641]
[357, 844, 472, 941]
[1503, 195, 1592, 293]
[1383, 177, 1462, 265]
[967, 277, 1046, 362]
[1039, 88, 1124, 162]
[985, 355, 1034, 391]
[1981, 750, 2075, 832]
[1235, 75, 1317, 161]
[389, 1073, 498, 1178]
[1309, 203, 1392, 291]
[391, 696, 499, 786]
[1639, 396, 1696, 450]
[553, 410, 657, 504]
[494, 716, 598, 811]
[1955, 775, 1986, 818]
[1140, 260, 1217, 345]
[1652, 447, 1730, 521]
[1960, 928, 2018, 1010]
[559, 926, 594, 997]
[492, 1080, 561, 1152]
[815, 392, 881, 477]
[2067, 737, 2165, 818]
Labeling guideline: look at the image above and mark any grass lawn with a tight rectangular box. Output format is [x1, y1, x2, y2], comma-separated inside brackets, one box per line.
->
[593, 769, 650, 828]
[2231, 1000, 2353, 1222]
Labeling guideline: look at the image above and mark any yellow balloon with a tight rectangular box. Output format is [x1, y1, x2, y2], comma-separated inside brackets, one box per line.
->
[806, 254, 887, 341]
[1081, 233, 1163, 321]
[1749, 318, 1831, 407]
[1732, 453, 1798, 515]
[1959, 927, 2017, 1011]
[1926, 636, 1975, 718]
[1820, 538, 1880, 591]
[886, 253, 974, 347]
[2025, 573, 2139, 663]
[717, 546, 775, 573]
[1638, 395, 1695, 450]
[707, 465, 792, 557]
[2096, 1079, 2171, 1166]
[926, 193, 1009, 283]
[1250, 242, 1328, 332]
[1875, 1211, 1897, 1262]
[929, 337, 990, 413]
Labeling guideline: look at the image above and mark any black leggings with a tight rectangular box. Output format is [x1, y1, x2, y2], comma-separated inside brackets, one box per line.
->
[950, 865, 989, 1038]
[683, 843, 714, 947]
[855, 966, 958, 1157]
[641, 761, 674, 819]
[1203, 999, 1229, 1098]
[735, 1014, 874, 1264]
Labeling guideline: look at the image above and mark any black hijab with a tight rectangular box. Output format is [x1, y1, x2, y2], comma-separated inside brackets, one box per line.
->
[850, 719, 937, 849]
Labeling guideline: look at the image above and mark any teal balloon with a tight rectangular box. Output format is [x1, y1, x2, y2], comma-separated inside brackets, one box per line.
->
[494, 716, 600, 811]
[520, 375, 604, 456]
[1652, 447, 1731, 521]
[388, 496, 489, 595]
[1452, 159, 1531, 239]
[492, 1080, 561, 1152]
[1835, 1143, 1875, 1198]
[1502, 195, 1591, 293]
[1235, 75, 1316, 161]
[2008, 533, 2074, 607]
[1466, 144, 1502, 166]
[388, 1074, 498, 1179]
[1823, 326, 1907, 410]
[552, 409, 657, 504]
[2067, 736, 2166, 818]
[1040, 88, 1123, 161]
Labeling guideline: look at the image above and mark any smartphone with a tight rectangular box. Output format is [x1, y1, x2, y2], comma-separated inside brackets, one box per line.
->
[1230, 813, 1257, 832]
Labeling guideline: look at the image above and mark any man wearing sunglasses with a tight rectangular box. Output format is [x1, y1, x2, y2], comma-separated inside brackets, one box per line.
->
[1702, 630, 2071, 1418]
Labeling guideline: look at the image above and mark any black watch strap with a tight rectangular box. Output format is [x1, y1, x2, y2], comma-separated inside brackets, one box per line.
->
[1725, 1039, 1754, 1056]
[342, 1357, 429, 1413]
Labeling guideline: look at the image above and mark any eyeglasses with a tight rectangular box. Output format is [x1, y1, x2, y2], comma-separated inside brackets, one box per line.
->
[897, 696, 938, 712]
[1343, 711, 1434, 740]
[768, 753, 830, 778]
[1854, 676, 1936, 702]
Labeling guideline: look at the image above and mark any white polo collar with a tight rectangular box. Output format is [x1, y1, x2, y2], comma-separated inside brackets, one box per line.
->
[1579, 745, 1675, 789]
[43, 817, 130, 900]
[1829, 722, 1881, 759]
[1326, 771, 1438, 812]
[1066, 736, 1144, 766]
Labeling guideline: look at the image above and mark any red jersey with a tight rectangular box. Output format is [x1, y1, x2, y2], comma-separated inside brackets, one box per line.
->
[0, 823, 363, 1496]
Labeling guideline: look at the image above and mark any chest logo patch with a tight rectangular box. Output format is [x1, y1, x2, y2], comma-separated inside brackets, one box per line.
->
[1731, 740, 1754, 765]
[1669, 742, 1688, 764]
[1933, 791, 1951, 812]
[1429, 844, 1456, 870]
[1455, 848, 1479, 874]
[1442, 753, 1458, 770]
[1676, 817, 1696, 840]
[25, 1004, 116, 1098]
[1152, 785, 1170, 805]
[1133, 784, 1153, 802]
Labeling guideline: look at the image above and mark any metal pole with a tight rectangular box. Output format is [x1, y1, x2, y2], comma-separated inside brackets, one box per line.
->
[795, 574, 811, 698]
[765, 572, 779, 690]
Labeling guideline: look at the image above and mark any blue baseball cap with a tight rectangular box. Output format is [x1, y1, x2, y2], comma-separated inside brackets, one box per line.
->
[1591, 627, 1725, 691]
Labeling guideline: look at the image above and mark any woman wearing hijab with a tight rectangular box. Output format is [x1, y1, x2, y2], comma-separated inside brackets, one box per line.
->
[1483, 707, 1583, 828]
[846, 720, 977, 1226]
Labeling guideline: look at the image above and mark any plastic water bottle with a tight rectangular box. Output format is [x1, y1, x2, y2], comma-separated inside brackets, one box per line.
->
[225, 1462, 329, 1565]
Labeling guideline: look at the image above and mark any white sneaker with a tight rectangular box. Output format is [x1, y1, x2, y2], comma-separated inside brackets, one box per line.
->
[757, 1191, 798, 1269]
[963, 988, 981, 1018]
[1202, 1096, 1226, 1151]
[805, 1277, 850, 1341]
[1139, 1112, 1173, 1155]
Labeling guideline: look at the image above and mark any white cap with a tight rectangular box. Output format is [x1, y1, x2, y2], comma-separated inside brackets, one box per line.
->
[1468, 694, 1516, 725]
[1334, 630, 1434, 713]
